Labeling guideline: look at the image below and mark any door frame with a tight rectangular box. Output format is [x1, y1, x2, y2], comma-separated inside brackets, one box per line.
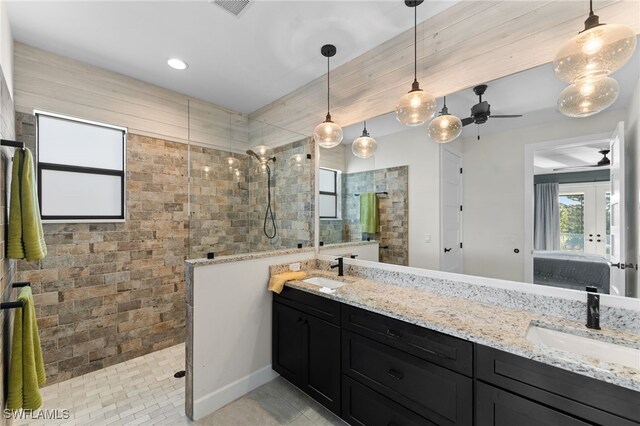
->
[523, 132, 610, 283]
[440, 144, 464, 273]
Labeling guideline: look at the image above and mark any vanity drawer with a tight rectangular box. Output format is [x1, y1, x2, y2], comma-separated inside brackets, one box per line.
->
[274, 286, 341, 325]
[476, 345, 640, 424]
[342, 304, 472, 376]
[343, 330, 473, 426]
[342, 375, 436, 426]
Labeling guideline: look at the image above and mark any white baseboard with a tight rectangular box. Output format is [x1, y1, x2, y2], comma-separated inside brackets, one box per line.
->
[191, 366, 279, 421]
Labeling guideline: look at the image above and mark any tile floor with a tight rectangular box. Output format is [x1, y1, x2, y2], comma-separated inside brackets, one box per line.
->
[12, 343, 346, 426]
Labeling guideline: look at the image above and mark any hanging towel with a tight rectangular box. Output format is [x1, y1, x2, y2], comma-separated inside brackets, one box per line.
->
[268, 271, 307, 294]
[359, 192, 379, 234]
[7, 148, 47, 261]
[7, 286, 46, 411]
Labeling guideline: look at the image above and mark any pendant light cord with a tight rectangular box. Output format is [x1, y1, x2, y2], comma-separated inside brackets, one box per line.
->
[589, 0, 593, 16]
[327, 55, 330, 117]
[413, 4, 417, 83]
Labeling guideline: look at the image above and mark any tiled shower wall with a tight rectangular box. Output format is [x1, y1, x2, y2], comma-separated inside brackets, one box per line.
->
[0, 66, 17, 423]
[14, 112, 314, 384]
[189, 138, 314, 258]
[16, 113, 189, 384]
[342, 166, 409, 266]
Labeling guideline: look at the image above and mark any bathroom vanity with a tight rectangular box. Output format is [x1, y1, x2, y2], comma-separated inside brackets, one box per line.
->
[272, 265, 640, 426]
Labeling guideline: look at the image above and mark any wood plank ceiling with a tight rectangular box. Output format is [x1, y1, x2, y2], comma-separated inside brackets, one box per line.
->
[249, 0, 640, 137]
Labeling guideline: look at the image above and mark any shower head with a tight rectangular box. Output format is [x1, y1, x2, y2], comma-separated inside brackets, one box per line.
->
[246, 150, 262, 161]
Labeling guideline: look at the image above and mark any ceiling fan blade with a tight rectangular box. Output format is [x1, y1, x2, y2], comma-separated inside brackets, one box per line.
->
[461, 117, 474, 126]
[491, 114, 523, 118]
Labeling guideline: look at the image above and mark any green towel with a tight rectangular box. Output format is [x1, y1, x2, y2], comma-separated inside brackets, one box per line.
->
[7, 148, 47, 261]
[359, 192, 379, 234]
[7, 286, 46, 410]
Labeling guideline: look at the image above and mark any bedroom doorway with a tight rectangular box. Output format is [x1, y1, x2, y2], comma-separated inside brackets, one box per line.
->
[523, 122, 626, 295]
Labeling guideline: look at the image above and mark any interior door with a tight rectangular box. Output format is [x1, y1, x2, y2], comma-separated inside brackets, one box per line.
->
[441, 147, 463, 273]
[609, 121, 626, 296]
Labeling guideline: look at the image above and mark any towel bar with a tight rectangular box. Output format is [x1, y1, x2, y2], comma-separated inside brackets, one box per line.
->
[354, 191, 388, 196]
[0, 139, 25, 150]
[1, 300, 24, 310]
[13, 282, 31, 288]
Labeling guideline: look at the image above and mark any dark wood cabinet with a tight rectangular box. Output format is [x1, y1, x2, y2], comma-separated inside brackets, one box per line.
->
[476, 382, 591, 426]
[272, 292, 341, 415]
[343, 330, 472, 426]
[274, 287, 640, 426]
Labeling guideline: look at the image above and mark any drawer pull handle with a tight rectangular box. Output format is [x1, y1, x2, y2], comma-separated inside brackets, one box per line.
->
[386, 369, 404, 380]
[386, 329, 402, 339]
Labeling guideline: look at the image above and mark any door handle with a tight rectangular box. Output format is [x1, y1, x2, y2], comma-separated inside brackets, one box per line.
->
[386, 369, 404, 380]
[444, 247, 452, 253]
[610, 262, 626, 269]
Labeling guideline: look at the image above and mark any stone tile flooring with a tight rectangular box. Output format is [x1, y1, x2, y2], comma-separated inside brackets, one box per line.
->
[12, 343, 346, 426]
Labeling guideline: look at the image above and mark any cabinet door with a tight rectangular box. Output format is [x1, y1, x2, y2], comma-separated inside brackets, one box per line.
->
[272, 302, 304, 386]
[476, 382, 590, 426]
[303, 313, 341, 415]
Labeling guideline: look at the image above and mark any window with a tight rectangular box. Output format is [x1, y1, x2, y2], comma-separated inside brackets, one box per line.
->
[558, 182, 610, 256]
[36, 112, 127, 222]
[319, 168, 340, 219]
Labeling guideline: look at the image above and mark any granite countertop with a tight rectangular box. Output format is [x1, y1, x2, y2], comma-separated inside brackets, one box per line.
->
[284, 269, 640, 392]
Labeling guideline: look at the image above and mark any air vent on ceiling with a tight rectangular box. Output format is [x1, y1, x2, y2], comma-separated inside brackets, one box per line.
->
[212, 0, 251, 17]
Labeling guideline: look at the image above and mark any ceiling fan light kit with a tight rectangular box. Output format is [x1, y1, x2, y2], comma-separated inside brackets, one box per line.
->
[554, 0, 636, 117]
[314, 44, 343, 149]
[395, 0, 436, 126]
[352, 121, 378, 158]
[427, 96, 463, 143]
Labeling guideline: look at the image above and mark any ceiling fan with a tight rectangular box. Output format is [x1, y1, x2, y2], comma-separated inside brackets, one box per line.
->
[553, 149, 611, 171]
[461, 85, 523, 139]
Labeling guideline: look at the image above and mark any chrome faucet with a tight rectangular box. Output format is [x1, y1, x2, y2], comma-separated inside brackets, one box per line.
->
[585, 286, 600, 330]
[330, 257, 344, 277]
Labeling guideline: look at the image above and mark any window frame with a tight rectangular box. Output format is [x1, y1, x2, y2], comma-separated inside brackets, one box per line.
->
[319, 167, 339, 219]
[35, 110, 128, 223]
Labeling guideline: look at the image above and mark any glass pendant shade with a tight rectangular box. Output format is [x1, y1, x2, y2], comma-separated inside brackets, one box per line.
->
[352, 124, 377, 159]
[395, 88, 437, 126]
[288, 153, 306, 169]
[558, 76, 619, 117]
[225, 156, 239, 171]
[314, 117, 343, 149]
[428, 114, 463, 144]
[554, 23, 636, 83]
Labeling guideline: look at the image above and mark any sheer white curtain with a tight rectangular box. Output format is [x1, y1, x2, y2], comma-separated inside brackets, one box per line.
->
[534, 183, 560, 251]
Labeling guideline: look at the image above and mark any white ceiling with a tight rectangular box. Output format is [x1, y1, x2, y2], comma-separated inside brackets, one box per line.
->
[534, 141, 611, 174]
[6, 0, 458, 114]
[342, 41, 640, 143]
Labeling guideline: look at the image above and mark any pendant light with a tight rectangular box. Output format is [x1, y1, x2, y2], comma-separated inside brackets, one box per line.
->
[314, 44, 343, 149]
[395, 0, 436, 126]
[558, 76, 619, 117]
[554, 0, 636, 84]
[352, 121, 378, 159]
[427, 97, 463, 143]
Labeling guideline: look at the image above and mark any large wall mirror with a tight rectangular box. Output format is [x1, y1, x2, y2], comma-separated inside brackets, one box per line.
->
[317, 39, 639, 298]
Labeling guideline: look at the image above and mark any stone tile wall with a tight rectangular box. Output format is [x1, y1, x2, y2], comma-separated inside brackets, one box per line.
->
[16, 112, 188, 384]
[342, 166, 409, 266]
[0, 67, 17, 424]
[14, 112, 315, 384]
[319, 219, 344, 245]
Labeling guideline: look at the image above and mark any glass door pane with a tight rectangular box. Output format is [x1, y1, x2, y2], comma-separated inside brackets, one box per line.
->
[559, 193, 585, 252]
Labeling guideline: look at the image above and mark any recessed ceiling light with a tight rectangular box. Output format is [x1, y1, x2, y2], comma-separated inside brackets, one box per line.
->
[167, 58, 188, 70]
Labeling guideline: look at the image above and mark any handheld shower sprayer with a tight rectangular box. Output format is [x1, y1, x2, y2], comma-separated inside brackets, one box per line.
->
[246, 149, 277, 239]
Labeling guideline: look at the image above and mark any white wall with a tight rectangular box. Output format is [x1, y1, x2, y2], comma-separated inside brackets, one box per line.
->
[190, 251, 315, 420]
[346, 126, 441, 270]
[0, 0, 13, 96]
[319, 144, 346, 171]
[625, 76, 640, 297]
[462, 109, 627, 282]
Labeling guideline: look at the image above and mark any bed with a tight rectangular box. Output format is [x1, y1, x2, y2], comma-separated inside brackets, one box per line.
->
[533, 250, 610, 293]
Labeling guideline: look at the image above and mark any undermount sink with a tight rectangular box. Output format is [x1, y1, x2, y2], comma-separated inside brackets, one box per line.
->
[303, 276, 347, 290]
[526, 324, 640, 370]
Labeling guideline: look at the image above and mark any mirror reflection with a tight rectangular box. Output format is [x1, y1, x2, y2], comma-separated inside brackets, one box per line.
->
[318, 41, 639, 298]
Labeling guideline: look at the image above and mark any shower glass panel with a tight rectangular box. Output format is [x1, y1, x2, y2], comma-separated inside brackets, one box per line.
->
[187, 106, 314, 259]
